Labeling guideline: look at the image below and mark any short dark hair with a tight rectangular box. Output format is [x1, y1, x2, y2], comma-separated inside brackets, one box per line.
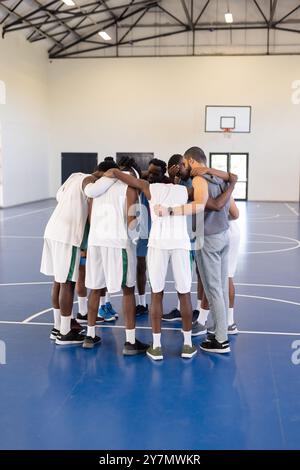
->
[97, 160, 119, 172]
[118, 156, 142, 178]
[168, 154, 183, 169]
[149, 158, 167, 175]
[104, 156, 114, 162]
[184, 147, 207, 164]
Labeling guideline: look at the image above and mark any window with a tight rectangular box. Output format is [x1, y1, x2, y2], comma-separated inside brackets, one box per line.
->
[209, 153, 248, 201]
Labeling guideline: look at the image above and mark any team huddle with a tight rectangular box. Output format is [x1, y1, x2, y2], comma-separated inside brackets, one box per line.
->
[41, 146, 240, 360]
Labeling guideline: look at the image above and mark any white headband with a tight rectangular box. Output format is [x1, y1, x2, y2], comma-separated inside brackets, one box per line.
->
[131, 167, 140, 179]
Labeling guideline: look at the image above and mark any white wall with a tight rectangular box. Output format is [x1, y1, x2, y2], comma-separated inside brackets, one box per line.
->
[48, 56, 300, 201]
[0, 27, 49, 207]
[0, 34, 299, 204]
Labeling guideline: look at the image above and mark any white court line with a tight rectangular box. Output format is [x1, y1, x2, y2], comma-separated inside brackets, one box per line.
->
[21, 291, 300, 325]
[235, 283, 300, 289]
[0, 235, 43, 239]
[1, 206, 55, 222]
[0, 281, 52, 287]
[0, 320, 299, 336]
[1, 281, 299, 290]
[245, 241, 295, 244]
[243, 232, 300, 254]
[285, 203, 299, 216]
[23, 307, 54, 323]
[248, 214, 280, 220]
[236, 294, 300, 307]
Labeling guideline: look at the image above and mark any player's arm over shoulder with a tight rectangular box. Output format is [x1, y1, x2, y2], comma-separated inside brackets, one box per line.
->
[192, 176, 208, 206]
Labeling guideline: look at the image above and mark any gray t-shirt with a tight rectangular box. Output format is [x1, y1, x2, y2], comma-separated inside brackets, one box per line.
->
[203, 175, 230, 236]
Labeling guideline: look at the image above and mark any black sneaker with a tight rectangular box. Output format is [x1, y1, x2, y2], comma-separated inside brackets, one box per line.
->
[123, 339, 149, 356]
[207, 332, 216, 341]
[162, 308, 181, 322]
[200, 338, 230, 354]
[192, 309, 200, 323]
[55, 330, 85, 345]
[82, 335, 101, 349]
[50, 328, 59, 340]
[71, 318, 85, 334]
[136, 304, 148, 316]
[77, 313, 87, 321]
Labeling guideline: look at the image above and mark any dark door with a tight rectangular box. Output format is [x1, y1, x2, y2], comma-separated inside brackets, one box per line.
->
[61, 153, 98, 184]
[116, 152, 154, 172]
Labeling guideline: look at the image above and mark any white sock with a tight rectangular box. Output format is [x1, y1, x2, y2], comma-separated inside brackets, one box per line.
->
[228, 308, 234, 325]
[60, 315, 71, 336]
[198, 308, 210, 325]
[153, 333, 161, 348]
[183, 330, 192, 347]
[87, 325, 96, 338]
[99, 296, 106, 307]
[126, 329, 135, 344]
[138, 294, 146, 307]
[78, 296, 88, 315]
[53, 308, 61, 330]
[70, 308, 74, 319]
[196, 299, 201, 311]
[105, 292, 110, 304]
[177, 299, 180, 310]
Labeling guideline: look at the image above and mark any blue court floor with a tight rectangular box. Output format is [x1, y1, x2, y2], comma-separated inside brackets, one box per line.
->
[0, 200, 300, 450]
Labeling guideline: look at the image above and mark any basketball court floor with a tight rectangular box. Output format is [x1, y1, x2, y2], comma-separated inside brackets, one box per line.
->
[0, 199, 299, 450]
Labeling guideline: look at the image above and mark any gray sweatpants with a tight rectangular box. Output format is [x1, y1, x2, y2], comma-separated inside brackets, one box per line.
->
[195, 230, 229, 343]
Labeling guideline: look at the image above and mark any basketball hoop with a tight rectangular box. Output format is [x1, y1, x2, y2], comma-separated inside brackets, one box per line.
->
[222, 128, 233, 139]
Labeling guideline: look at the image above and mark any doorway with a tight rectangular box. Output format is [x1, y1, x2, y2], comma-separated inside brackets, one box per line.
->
[209, 153, 249, 201]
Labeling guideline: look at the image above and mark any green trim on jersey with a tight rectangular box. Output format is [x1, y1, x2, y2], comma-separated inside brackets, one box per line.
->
[67, 246, 77, 281]
[190, 251, 194, 272]
[122, 249, 128, 288]
[80, 221, 90, 251]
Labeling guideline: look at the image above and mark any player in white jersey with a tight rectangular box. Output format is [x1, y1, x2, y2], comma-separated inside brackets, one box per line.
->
[83, 166, 149, 354]
[103, 168, 207, 360]
[41, 162, 116, 345]
[227, 199, 240, 333]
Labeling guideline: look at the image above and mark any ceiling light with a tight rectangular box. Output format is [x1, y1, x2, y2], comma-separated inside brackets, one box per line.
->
[225, 12, 233, 23]
[62, 0, 75, 6]
[99, 31, 111, 41]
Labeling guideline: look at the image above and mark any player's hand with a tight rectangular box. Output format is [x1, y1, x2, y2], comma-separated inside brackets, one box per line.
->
[228, 173, 238, 184]
[103, 169, 116, 178]
[191, 166, 209, 177]
[154, 204, 169, 217]
[168, 164, 180, 179]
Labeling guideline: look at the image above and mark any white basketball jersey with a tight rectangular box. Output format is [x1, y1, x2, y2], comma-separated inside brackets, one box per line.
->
[88, 180, 129, 248]
[148, 183, 191, 251]
[44, 173, 89, 247]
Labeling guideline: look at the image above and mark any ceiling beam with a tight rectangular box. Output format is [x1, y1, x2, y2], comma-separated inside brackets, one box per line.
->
[273, 3, 300, 26]
[252, 0, 268, 25]
[194, 0, 210, 27]
[28, 0, 81, 39]
[1, 1, 63, 46]
[50, 1, 159, 58]
[180, 0, 193, 30]
[269, 0, 278, 24]
[53, 26, 188, 58]
[3, 0, 59, 30]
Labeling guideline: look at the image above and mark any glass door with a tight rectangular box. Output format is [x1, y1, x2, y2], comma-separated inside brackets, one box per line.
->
[209, 153, 248, 201]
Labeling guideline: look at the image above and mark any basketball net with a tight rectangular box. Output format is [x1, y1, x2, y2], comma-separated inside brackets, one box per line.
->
[223, 128, 233, 139]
